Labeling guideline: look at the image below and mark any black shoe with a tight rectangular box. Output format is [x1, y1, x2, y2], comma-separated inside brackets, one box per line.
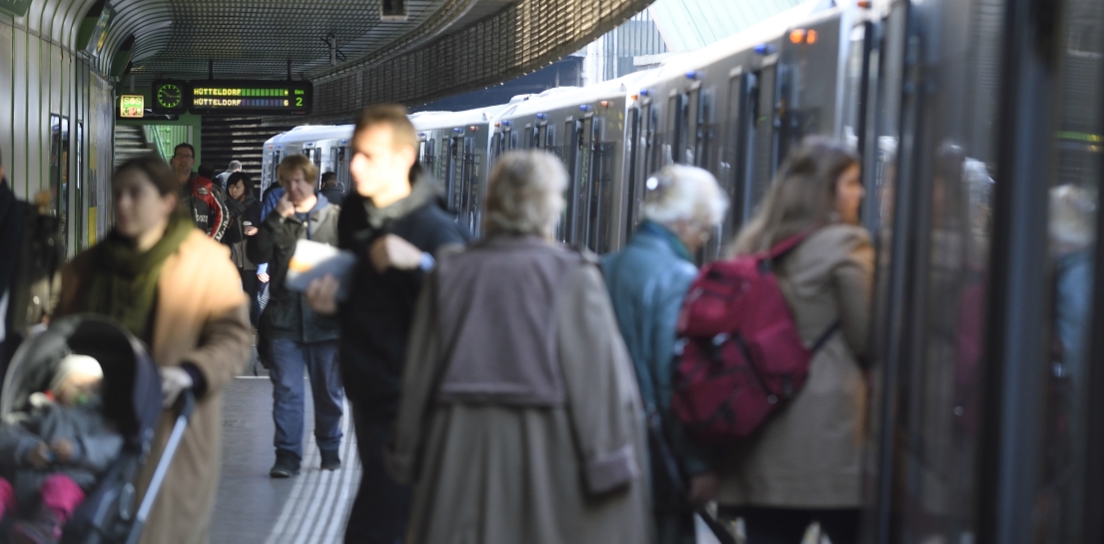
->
[270, 449, 301, 478]
[320, 449, 341, 471]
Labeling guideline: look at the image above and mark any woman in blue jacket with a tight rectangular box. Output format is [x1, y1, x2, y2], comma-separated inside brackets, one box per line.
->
[602, 165, 728, 544]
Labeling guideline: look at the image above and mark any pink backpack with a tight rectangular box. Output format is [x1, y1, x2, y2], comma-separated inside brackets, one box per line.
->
[671, 232, 838, 442]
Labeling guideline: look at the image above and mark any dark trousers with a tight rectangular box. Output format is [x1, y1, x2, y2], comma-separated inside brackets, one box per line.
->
[238, 268, 260, 327]
[269, 339, 344, 457]
[344, 401, 411, 544]
[725, 507, 860, 544]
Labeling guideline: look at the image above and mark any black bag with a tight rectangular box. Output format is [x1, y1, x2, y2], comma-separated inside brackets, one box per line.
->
[646, 409, 688, 513]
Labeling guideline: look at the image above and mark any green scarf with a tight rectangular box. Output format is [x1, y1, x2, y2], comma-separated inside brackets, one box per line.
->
[84, 215, 194, 342]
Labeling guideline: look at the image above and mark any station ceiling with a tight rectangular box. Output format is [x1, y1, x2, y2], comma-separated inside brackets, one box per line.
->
[32, 0, 653, 117]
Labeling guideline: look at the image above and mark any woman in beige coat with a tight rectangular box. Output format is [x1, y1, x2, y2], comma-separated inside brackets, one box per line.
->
[720, 138, 874, 543]
[386, 150, 652, 544]
[55, 156, 251, 544]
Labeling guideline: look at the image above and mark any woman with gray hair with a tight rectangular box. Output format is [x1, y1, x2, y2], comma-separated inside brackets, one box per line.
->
[386, 150, 651, 544]
[602, 164, 728, 544]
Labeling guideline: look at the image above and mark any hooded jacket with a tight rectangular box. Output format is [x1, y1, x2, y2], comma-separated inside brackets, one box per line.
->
[247, 194, 341, 343]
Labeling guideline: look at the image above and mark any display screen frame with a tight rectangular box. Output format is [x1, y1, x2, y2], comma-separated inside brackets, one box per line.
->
[187, 80, 314, 116]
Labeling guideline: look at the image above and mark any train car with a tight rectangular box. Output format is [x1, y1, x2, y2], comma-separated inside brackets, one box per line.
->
[411, 103, 516, 236]
[492, 73, 652, 253]
[263, 125, 355, 192]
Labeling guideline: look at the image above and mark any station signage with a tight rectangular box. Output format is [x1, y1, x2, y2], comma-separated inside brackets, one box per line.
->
[119, 95, 145, 118]
[151, 80, 313, 116]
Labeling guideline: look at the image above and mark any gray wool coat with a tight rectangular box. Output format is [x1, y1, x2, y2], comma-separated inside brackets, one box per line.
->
[0, 399, 123, 504]
[386, 235, 653, 544]
[716, 224, 874, 509]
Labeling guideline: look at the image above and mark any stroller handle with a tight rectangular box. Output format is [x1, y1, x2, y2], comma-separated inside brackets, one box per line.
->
[124, 389, 195, 544]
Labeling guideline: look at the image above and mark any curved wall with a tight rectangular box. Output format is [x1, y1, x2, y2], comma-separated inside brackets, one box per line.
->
[1, 0, 115, 254]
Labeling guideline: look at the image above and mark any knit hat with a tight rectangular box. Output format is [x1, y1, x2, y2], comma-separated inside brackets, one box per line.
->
[50, 354, 104, 394]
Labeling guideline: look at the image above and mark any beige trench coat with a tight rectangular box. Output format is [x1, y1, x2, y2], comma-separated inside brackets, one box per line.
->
[57, 229, 251, 544]
[717, 224, 874, 509]
[387, 259, 653, 544]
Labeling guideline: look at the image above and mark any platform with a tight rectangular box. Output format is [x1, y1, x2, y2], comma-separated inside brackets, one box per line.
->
[211, 377, 359, 544]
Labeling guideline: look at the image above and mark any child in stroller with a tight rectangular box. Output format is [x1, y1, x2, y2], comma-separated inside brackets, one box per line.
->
[0, 354, 123, 544]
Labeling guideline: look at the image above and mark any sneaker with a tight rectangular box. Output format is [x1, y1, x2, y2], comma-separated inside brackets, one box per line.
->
[270, 449, 301, 478]
[10, 506, 63, 544]
[320, 449, 341, 471]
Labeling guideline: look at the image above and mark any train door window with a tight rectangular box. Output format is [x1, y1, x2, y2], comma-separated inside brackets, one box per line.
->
[667, 93, 689, 165]
[462, 137, 479, 232]
[572, 118, 593, 248]
[75, 122, 84, 250]
[544, 124, 556, 149]
[625, 104, 644, 240]
[748, 65, 777, 216]
[50, 115, 70, 255]
[562, 120, 582, 244]
[510, 130, 519, 150]
[530, 126, 541, 149]
[586, 118, 614, 253]
[423, 138, 437, 177]
[337, 146, 350, 191]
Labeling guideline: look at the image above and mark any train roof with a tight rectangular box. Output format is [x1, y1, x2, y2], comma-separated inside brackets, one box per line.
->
[501, 71, 655, 119]
[410, 104, 509, 131]
[647, 0, 825, 81]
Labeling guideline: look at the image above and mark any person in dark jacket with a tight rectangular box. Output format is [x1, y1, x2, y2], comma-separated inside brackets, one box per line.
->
[602, 165, 729, 544]
[171, 144, 230, 241]
[319, 171, 344, 206]
[225, 172, 262, 325]
[0, 151, 63, 382]
[248, 155, 344, 478]
[305, 104, 469, 544]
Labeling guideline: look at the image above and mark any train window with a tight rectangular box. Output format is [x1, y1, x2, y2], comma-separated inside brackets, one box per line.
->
[337, 146, 350, 190]
[667, 94, 689, 165]
[510, 131, 519, 150]
[587, 118, 614, 254]
[424, 138, 437, 176]
[50, 115, 70, 254]
[625, 105, 643, 240]
[531, 126, 541, 148]
[545, 125, 555, 149]
[750, 65, 777, 214]
[562, 120, 581, 244]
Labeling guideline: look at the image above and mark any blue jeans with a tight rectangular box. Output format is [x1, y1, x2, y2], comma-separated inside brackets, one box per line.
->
[270, 339, 344, 457]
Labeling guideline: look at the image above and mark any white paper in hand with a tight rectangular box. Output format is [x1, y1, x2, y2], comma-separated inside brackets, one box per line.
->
[284, 239, 357, 302]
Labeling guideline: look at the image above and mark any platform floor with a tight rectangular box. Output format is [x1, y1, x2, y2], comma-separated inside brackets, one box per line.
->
[211, 376, 359, 544]
[207, 376, 754, 544]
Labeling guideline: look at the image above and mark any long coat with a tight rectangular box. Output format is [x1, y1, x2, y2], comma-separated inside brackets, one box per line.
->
[56, 229, 251, 544]
[716, 224, 874, 509]
[387, 236, 652, 544]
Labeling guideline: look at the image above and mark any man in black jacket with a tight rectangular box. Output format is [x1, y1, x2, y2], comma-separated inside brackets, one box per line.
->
[0, 153, 63, 384]
[306, 104, 468, 544]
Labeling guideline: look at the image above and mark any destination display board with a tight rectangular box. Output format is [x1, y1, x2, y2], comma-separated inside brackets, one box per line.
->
[151, 80, 313, 115]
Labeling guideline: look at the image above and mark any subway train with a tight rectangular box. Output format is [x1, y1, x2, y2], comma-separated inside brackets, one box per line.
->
[258, 0, 1104, 541]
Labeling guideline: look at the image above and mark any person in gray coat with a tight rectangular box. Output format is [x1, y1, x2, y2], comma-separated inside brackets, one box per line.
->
[602, 165, 728, 544]
[387, 150, 651, 544]
[0, 354, 123, 542]
[721, 138, 873, 544]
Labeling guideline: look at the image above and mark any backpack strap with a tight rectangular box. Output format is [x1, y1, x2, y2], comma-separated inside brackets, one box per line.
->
[765, 227, 821, 261]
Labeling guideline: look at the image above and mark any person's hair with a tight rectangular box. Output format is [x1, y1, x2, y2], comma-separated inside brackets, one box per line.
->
[320, 171, 338, 187]
[228, 160, 242, 171]
[173, 143, 195, 159]
[198, 163, 216, 180]
[731, 137, 859, 255]
[114, 154, 180, 196]
[484, 151, 568, 239]
[1050, 184, 1094, 250]
[354, 104, 417, 152]
[642, 165, 728, 230]
[277, 154, 319, 186]
[226, 172, 253, 198]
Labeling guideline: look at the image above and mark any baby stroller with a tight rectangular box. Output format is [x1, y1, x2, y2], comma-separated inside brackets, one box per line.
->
[0, 315, 194, 544]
